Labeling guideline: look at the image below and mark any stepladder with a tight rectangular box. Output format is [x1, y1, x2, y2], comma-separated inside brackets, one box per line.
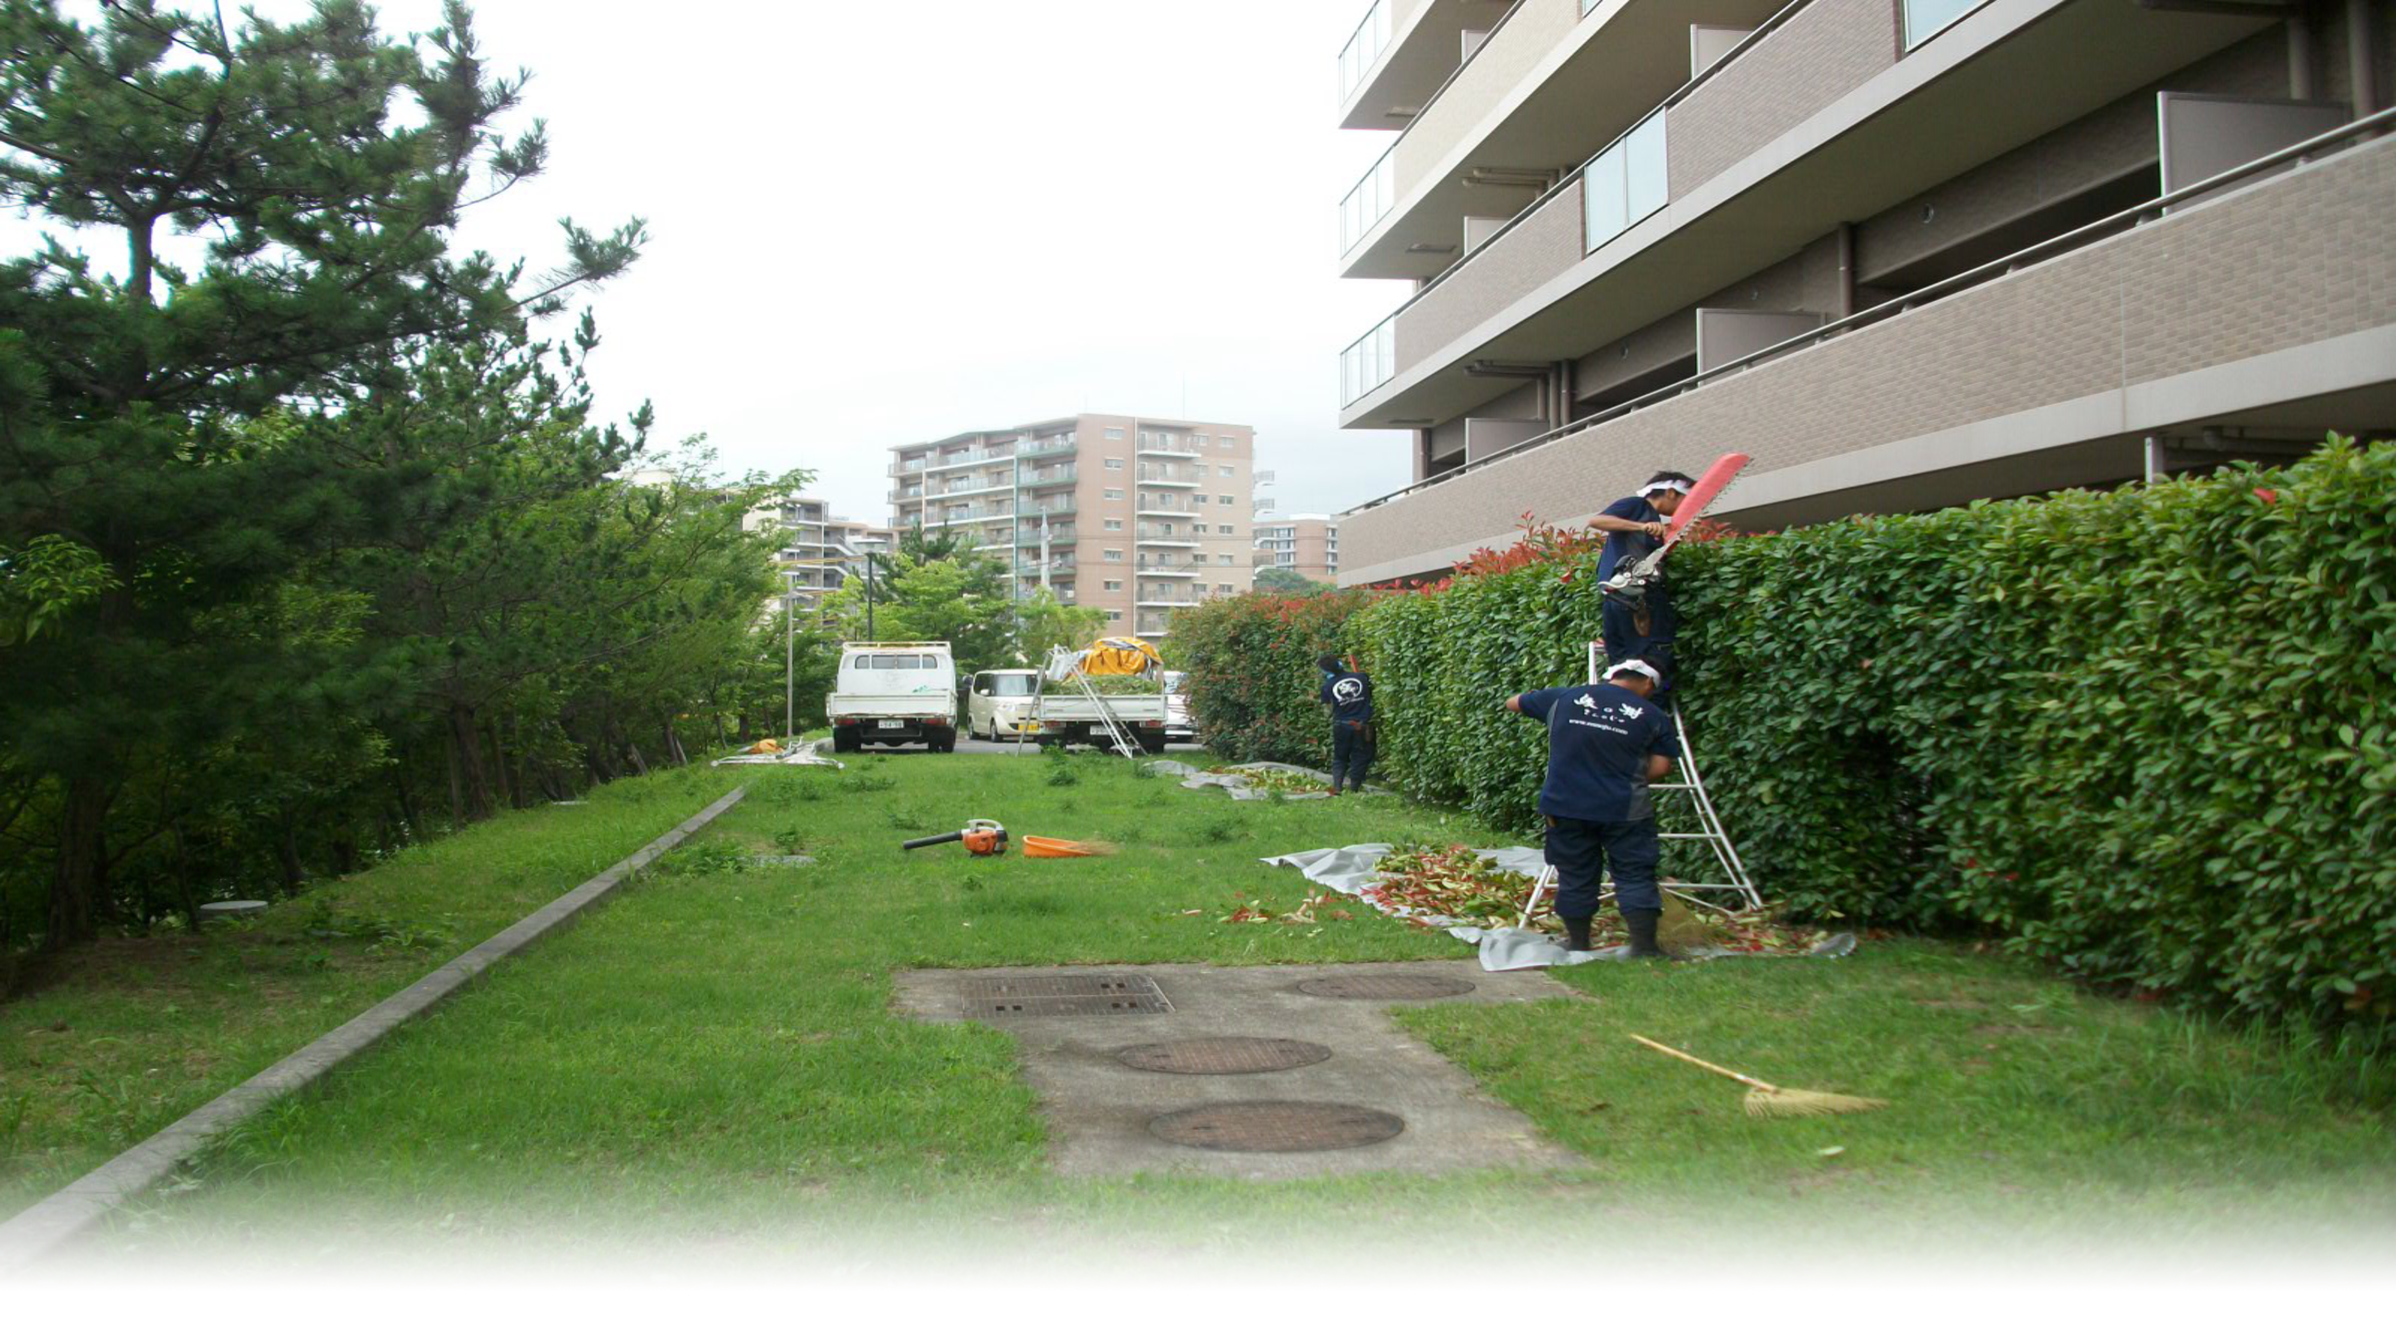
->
[1516, 640, 1763, 926]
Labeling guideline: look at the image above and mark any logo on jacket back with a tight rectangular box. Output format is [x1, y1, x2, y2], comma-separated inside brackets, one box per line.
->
[1573, 693, 1599, 713]
[1332, 678, 1365, 704]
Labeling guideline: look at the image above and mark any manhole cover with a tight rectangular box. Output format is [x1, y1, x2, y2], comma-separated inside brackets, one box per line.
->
[959, 972, 1172, 1017]
[1115, 1037, 1332, 1075]
[1148, 1101, 1405, 1153]
[1294, 974, 1475, 1001]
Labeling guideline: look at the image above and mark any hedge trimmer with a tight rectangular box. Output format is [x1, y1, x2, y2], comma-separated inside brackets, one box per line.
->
[1598, 451, 1751, 608]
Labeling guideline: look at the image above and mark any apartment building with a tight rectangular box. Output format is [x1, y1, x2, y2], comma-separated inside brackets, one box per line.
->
[888, 415, 1257, 639]
[1254, 514, 1343, 582]
[743, 497, 891, 620]
[1331, 0, 2395, 585]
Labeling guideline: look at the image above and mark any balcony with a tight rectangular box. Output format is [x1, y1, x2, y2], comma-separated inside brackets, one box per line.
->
[1136, 523, 1201, 547]
[1136, 463, 1203, 486]
[1021, 464, 1077, 488]
[1137, 590, 1203, 607]
[1338, 130, 2396, 583]
[1016, 528, 1081, 548]
[1135, 433, 1207, 456]
[1018, 438, 1077, 462]
[1344, 0, 1804, 280]
[1347, 0, 2292, 426]
[1022, 497, 1077, 518]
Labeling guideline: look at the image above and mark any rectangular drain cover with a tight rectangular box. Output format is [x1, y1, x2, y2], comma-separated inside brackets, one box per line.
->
[959, 973, 1172, 1018]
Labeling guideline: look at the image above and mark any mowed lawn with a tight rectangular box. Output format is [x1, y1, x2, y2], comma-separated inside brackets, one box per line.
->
[9, 750, 2389, 1262]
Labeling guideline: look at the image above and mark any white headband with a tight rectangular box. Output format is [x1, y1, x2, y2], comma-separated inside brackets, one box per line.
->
[1605, 659, 1662, 683]
[1641, 480, 1693, 496]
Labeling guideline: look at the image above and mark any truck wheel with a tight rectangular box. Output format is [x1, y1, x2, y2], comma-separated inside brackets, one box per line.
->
[832, 728, 858, 754]
[933, 733, 956, 754]
[1139, 732, 1167, 755]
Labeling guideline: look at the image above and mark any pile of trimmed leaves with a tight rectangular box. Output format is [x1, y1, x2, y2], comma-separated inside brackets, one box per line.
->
[1210, 765, 1331, 796]
[1079, 674, 1164, 695]
[1364, 843, 1850, 953]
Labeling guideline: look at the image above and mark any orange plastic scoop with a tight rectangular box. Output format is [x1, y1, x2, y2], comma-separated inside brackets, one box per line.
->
[1023, 835, 1106, 858]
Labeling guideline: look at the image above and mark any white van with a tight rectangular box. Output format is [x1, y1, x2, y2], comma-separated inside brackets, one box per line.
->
[827, 641, 957, 753]
[966, 669, 1041, 741]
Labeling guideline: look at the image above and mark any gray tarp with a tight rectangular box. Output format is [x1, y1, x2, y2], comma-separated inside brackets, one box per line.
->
[1148, 759, 1338, 801]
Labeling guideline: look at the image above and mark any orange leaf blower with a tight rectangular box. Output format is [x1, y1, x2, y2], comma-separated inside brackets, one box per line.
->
[902, 819, 1008, 856]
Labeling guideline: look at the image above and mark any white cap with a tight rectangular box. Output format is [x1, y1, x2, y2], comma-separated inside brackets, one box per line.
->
[1605, 659, 1662, 684]
[1640, 478, 1694, 496]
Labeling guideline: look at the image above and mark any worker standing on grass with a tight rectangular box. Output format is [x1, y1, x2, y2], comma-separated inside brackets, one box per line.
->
[1505, 658, 1679, 957]
[1318, 654, 1375, 796]
[1585, 471, 1694, 700]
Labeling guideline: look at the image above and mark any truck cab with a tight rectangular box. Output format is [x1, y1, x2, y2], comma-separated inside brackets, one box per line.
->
[828, 642, 958, 753]
[966, 669, 1041, 741]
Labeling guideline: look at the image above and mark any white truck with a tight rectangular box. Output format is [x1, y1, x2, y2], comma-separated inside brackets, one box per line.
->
[827, 641, 958, 753]
[1027, 689, 1172, 754]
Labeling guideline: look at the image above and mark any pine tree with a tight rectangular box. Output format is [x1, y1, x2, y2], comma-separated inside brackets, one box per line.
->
[0, 0, 643, 945]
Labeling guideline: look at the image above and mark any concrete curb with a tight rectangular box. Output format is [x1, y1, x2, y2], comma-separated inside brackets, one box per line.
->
[0, 784, 749, 1269]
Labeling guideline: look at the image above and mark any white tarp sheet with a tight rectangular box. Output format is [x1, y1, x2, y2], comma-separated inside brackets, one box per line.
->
[1147, 759, 1336, 802]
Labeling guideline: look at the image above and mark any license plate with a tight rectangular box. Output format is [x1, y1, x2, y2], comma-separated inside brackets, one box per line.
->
[877, 720, 905, 729]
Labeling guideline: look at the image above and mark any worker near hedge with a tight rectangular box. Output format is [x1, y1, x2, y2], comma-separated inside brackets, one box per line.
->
[1505, 657, 1679, 957]
[1317, 654, 1375, 795]
[1585, 471, 1694, 699]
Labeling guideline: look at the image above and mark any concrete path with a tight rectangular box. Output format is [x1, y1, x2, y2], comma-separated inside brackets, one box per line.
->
[892, 959, 1589, 1180]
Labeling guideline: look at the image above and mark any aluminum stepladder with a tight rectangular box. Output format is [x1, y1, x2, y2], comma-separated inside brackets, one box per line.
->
[1516, 640, 1763, 925]
[1027, 646, 1145, 760]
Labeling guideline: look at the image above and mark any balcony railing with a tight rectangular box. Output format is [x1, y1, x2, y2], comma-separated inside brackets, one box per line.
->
[1022, 497, 1076, 517]
[1344, 109, 2398, 515]
[1337, 0, 1392, 106]
[1138, 591, 1202, 607]
[1022, 464, 1077, 487]
[1135, 431, 1207, 455]
[1018, 438, 1076, 462]
[1339, 314, 1397, 406]
[1017, 527, 1078, 547]
[1136, 463, 1202, 485]
[1340, 140, 1398, 253]
[1903, 0, 1984, 50]
[1136, 523, 1200, 544]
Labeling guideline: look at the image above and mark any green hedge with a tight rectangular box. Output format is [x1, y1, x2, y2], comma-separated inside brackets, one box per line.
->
[1181, 441, 2395, 1038]
[1174, 589, 1378, 765]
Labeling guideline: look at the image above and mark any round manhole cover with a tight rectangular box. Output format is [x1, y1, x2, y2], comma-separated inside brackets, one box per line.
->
[1115, 1037, 1333, 1075]
[1148, 1100, 1405, 1152]
[1294, 974, 1476, 1000]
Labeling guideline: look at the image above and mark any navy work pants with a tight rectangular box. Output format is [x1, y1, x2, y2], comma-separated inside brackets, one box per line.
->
[1544, 815, 1661, 918]
[1600, 590, 1675, 700]
[1330, 719, 1374, 792]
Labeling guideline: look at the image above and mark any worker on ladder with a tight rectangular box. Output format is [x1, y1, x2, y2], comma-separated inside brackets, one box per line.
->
[1505, 657, 1680, 957]
[1585, 471, 1694, 701]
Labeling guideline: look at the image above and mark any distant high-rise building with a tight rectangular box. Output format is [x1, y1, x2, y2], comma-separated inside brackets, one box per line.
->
[888, 414, 1257, 640]
[745, 496, 891, 621]
[1330, 0, 2394, 586]
[1253, 514, 1340, 583]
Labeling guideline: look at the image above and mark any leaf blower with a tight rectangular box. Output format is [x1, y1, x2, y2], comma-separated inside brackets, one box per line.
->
[902, 819, 1008, 856]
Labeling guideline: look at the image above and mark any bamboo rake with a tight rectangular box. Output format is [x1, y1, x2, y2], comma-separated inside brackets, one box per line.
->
[1629, 1034, 1889, 1118]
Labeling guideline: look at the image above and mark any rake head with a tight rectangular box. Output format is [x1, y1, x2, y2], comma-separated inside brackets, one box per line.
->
[1742, 1085, 1888, 1118]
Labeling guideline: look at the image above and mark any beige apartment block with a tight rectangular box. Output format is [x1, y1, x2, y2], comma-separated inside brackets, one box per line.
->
[1330, 0, 2396, 585]
[744, 496, 891, 621]
[888, 415, 1257, 639]
[1254, 514, 1342, 583]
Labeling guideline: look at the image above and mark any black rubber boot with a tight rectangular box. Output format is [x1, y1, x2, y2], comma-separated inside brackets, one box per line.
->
[1562, 916, 1593, 952]
[1623, 908, 1666, 959]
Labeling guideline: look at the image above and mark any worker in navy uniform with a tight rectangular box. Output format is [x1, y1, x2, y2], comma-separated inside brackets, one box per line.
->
[1505, 657, 1680, 957]
[1317, 654, 1375, 795]
[1585, 471, 1694, 700]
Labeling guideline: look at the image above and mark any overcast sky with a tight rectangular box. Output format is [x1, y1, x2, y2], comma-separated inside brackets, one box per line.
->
[7, 0, 1417, 522]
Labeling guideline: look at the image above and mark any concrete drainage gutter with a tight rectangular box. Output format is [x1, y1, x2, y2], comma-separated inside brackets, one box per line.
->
[0, 784, 749, 1270]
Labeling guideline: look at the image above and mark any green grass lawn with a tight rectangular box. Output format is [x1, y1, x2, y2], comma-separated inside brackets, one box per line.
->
[6, 750, 2389, 1262]
[0, 764, 741, 1221]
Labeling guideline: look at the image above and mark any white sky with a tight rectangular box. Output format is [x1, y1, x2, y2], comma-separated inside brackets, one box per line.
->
[5, 0, 1417, 522]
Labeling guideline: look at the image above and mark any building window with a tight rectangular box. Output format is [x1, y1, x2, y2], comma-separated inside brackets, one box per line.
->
[1218, 465, 1235, 477]
[1218, 495, 1234, 505]
[1104, 549, 1124, 562]
[1104, 489, 1123, 500]
[1104, 458, 1125, 470]
[1584, 109, 1668, 252]
[1218, 554, 1234, 565]
[1107, 609, 1123, 621]
[1219, 436, 1236, 448]
[1104, 518, 1124, 530]
[1218, 524, 1234, 534]
[1104, 579, 1123, 591]
[1105, 427, 1124, 439]
[1218, 583, 1234, 593]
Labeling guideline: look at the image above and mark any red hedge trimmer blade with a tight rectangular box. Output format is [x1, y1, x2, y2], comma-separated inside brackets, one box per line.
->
[1600, 451, 1750, 606]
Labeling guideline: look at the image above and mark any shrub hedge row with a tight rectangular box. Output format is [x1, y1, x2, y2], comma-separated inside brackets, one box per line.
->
[1178, 441, 2394, 1039]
